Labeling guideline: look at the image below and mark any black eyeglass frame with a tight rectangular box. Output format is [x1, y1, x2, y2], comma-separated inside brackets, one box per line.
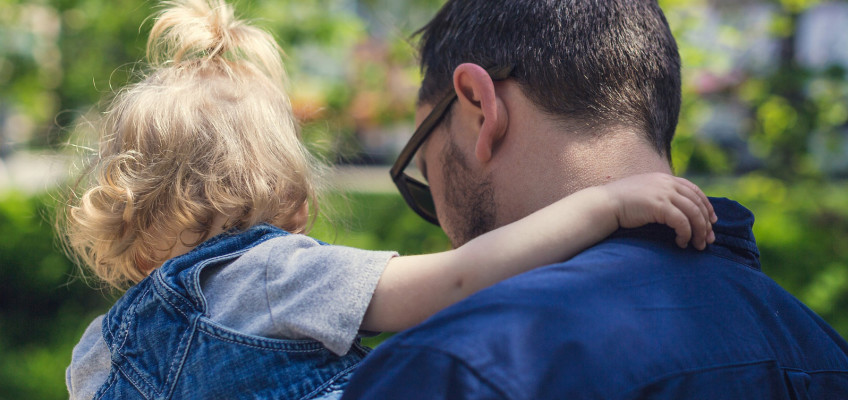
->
[390, 65, 515, 226]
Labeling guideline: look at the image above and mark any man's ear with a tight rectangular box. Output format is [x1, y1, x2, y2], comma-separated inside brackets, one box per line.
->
[453, 63, 508, 163]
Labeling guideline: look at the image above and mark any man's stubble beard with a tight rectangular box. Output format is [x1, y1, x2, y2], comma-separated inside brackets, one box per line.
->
[440, 136, 497, 248]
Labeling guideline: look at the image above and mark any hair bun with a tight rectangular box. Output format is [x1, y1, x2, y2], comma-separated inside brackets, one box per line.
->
[147, 0, 285, 82]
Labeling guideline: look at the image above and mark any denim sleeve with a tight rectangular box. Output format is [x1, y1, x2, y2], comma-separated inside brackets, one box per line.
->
[341, 344, 507, 400]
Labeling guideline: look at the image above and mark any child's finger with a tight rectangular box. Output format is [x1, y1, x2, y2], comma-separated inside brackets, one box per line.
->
[670, 194, 709, 250]
[674, 180, 711, 226]
[673, 181, 714, 245]
[675, 177, 717, 223]
[664, 206, 693, 249]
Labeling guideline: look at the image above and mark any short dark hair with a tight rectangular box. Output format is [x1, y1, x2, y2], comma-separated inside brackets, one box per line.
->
[416, 0, 681, 159]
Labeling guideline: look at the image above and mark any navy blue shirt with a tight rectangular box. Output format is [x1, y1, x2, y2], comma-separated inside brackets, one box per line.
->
[343, 198, 848, 399]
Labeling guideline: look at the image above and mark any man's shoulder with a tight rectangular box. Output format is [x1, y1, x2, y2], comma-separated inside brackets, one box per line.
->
[398, 197, 764, 352]
[349, 229, 848, 398]
[388, 238, 701, 359]
[391, 231, 788, 352]
[355, 241, 733, 398]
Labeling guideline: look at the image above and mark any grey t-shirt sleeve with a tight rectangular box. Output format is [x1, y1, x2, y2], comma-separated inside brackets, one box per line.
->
[201, 234, 396, 356]
[67, 315, 111, 400]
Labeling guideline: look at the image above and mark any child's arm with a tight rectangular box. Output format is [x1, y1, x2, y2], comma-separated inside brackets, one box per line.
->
[361, 173, 717, 332]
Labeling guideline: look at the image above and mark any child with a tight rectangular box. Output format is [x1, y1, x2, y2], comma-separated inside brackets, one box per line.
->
[62, 1, 716, 399]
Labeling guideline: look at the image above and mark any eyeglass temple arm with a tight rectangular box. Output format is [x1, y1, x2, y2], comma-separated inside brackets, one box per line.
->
[390, 64, 515, 179]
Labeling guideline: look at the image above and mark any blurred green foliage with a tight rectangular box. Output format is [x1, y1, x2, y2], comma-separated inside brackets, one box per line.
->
[661, 0, 848, 179]
[1, 0, 848, 398]
[0, 192, 114, 399]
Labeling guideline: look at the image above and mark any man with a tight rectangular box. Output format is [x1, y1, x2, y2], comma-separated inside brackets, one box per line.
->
[342, 0, 848, 398]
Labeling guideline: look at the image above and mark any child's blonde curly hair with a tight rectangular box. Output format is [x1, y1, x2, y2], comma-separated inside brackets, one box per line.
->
[60, 0, 321, 289]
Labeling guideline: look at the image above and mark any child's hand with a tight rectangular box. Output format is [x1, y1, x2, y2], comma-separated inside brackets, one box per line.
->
[602, 173, 718, 250]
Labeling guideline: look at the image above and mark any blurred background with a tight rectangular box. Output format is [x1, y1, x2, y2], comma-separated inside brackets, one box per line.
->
[1, 0, 847, 398]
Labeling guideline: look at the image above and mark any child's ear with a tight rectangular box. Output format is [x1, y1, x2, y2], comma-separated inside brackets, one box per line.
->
[452, 63, 509, 163]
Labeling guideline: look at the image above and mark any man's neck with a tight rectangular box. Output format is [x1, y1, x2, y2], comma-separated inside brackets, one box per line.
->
[490, 127, 672, 231]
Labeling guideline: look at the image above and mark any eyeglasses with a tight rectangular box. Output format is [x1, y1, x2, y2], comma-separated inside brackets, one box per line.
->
[390, 65, 515, 226]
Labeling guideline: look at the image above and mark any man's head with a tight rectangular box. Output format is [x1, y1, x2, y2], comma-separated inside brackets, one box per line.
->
[417, 0, 680, 155]
[404, 0, 682, 246]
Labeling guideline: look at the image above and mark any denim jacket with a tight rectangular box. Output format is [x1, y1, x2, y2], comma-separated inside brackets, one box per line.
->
[94, 224, 369, 399]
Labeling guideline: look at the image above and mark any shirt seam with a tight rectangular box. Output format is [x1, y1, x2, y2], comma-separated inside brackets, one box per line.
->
[341, 251, 396, 349]
[389, 342, 512, 399]
[196, 329, 326, 352]
[617, 359, 777, 398]
[705, 250, 761, 272]
[779, 367, 848, 374]
[607, 235, 759, 271]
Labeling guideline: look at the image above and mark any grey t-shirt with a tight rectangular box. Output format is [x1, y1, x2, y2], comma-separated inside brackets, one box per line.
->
[66, 234, 395, 400]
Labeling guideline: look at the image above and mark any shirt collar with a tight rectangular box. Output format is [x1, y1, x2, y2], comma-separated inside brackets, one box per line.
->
[610, 197, 761, 271]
